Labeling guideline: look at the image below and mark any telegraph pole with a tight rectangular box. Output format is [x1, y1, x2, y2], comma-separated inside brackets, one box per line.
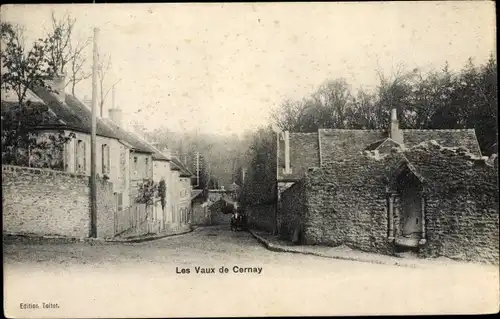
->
[195, 151, 200, 187]
[90, 27, 99, 238]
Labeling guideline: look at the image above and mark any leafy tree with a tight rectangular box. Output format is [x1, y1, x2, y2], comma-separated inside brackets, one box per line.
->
[136, 179, 158, 205]
[1, 22, 57, 105]
[270, 55, 497, 155]
[1, 21, 75, 169]
[239, 126, 276, 207]
[158, 178, 167, 210]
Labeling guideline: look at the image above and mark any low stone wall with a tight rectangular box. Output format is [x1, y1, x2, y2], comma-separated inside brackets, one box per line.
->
[279, 181, 306, 241]
[246, 203, 276, 233]
[295, 144, 499, 264]
[2, 165, 116, 239]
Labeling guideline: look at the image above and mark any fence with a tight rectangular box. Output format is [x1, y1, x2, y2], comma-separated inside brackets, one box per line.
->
[114, 203, 150, 237]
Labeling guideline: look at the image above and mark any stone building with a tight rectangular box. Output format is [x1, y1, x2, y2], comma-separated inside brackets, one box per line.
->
[276, 109, 499, 264]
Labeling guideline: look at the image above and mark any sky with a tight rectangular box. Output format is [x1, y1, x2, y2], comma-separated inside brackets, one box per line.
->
[1, 2, 496, 136]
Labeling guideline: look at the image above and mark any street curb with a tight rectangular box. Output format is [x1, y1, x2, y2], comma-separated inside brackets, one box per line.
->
[248, 229, 418, 268]
[3, 228, 194, 244]
[107, 228, 194, 243]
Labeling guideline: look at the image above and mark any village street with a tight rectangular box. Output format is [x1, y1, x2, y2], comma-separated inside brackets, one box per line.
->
[4, 226, 499, 317]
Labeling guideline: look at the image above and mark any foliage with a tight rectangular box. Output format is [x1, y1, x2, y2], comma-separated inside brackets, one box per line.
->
[1, 102, 75, 168]
[271, 55, 498, 155]
[1, 22, 75, 169]
[158, 178, 167, 209]
[1, 22, 58, 105]
[239, 126, 276, 207]
[136, 179, 158, 205]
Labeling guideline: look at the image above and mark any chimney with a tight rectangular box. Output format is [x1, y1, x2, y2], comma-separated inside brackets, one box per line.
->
[389, 108, 404, 145]
[108, 86, 123, 126]
[51, 73, 66, 101]
[283, 131, 291, 174]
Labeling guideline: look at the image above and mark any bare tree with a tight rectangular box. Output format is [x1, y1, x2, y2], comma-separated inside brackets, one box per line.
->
[45, 11, 75, 75]
[96, 51, 121, 116]
[67, 37, 91, 95]
[45, 11, 92, 96]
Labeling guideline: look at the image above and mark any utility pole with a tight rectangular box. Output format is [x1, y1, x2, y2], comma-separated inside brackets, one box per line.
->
[196, 151, 200, 187]
[274, 129, 280, 236]
[208, 162, 212, 189]
[90, 27, 99, 238]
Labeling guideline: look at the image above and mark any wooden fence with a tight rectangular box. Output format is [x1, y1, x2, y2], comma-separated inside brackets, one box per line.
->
[114, 203, 150, 237]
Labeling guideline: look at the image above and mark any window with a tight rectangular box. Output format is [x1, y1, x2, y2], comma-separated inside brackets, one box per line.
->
[75, 140, 86, 174]
[115, 192, 123, 212]
[133, 157, 138, 175]
[102, 144, 110, 175]
[145, 158, 149, 176]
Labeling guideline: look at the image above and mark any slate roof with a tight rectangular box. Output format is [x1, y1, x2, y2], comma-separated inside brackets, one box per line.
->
[191, 189, 204, 200]
[32, 87, 120, 139]
[319, 129, 386, 164]
[402, 129, 481, 156]
[99, 118, 154, 154]
[278, 127, 482, 181]
[171, 157, 193, 177]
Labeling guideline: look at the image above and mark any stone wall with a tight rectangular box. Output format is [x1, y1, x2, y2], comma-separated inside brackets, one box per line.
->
[2, 165, 116, 239]
[96, 175, 117, 239]
[303, 152, 403, 254]
[246, 204, 276, 233]
[279, 181, 306, 241]
[405, 143, 499, 263]
[292, 143, 499, 264]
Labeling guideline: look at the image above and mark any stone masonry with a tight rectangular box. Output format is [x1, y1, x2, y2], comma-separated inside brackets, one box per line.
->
[289, 143, 499, 264]
[2, 165, 116, 239]
[279, 181, 306, 242]
[246, 204, 276, 233]
[303, 151, 403, 254]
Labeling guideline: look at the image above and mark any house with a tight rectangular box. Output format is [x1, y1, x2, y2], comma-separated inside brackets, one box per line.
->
[1, 75, 135, 209]
[170, 157, 193, 225]
[1, 77, 129, 239]
[103, 102, 195, 232]
[274, 108, 498, 264]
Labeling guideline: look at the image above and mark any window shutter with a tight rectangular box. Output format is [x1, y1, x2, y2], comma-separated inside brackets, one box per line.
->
[101, 144, 105, 174]
[107, 145, 110, 174]
[83, 142, 87, 174]
[74, 140, 79, 173]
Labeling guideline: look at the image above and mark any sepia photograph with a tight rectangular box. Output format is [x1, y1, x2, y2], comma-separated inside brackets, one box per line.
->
[1, 2, 498, 318]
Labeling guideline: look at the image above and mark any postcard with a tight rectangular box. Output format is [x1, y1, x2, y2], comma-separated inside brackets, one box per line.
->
[2, 2, 499, 318]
